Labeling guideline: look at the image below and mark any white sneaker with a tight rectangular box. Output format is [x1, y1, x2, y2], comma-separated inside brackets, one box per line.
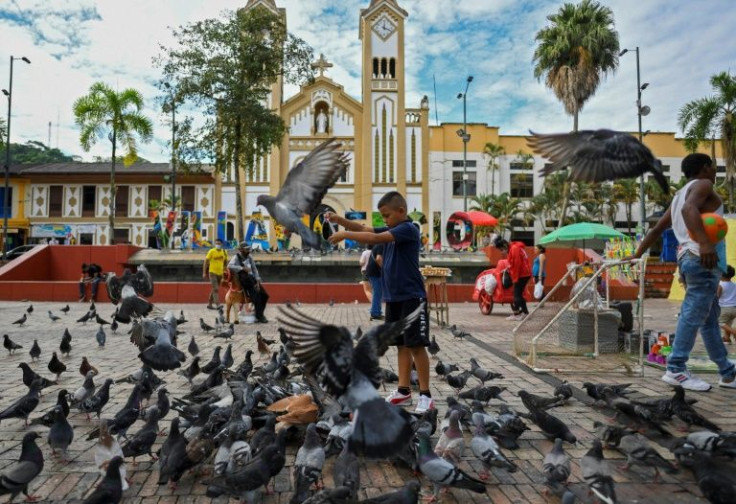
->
[718, 375, 736, 389]
[506, 314, 520, 321]
[662, 370, 712, 391]
[385, 389, 412, 406]
[414, 395, 435, 414]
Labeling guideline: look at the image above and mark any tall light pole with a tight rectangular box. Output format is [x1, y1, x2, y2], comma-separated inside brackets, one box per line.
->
[2, 56, 30, 260]
[620, 47, 649, 233]
[456, 75, 473, 211]
[163, 83, 177, 249]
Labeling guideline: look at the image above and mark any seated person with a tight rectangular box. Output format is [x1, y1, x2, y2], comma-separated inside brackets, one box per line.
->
[79, 262, 103, 302]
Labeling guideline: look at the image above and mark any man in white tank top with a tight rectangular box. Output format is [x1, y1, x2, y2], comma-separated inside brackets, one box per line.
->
[635, 153, 735, 391]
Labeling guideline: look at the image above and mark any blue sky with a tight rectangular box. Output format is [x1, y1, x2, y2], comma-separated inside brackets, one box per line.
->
[1, 0, 735, 162]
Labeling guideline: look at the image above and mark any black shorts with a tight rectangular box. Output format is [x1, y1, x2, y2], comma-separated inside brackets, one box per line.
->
[385, 297, 429, 347]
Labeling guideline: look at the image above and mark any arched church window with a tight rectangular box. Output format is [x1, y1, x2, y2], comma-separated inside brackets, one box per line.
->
[372, 58, 379, 78]
[380, 58, 387, 78]
[389, 58, 396, 78]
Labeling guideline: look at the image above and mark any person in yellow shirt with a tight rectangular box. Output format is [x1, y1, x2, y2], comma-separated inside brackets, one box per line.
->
[203, 238, 228, 309]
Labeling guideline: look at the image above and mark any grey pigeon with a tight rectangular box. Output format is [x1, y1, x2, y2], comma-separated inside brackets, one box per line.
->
[675, 445, 736, 504]
[200, 346, 222, 374]
[60, 304, 70, 314]
[96, 326, 107, 347]
[11, 314, 27, 326]
[70, 371, 97, 407]
[86, 384, 142, 441]
[60, 329, 72, 356]
[48, 351, 67, 380]
[519, 389, 565, 411]
[77, 311, 93, 324]
[593, 421, 635, 448]
[95, 314, 110, 326]
[428, 335, 440, 358]
[358, 480, 421, 504]
[0, 432, 44, 501]
[3, 334, 22, 354]
[29, 340, 41, 361]
[459, 385, 506, 404]
[290, 423, 326, 504]
[109, 316, 119, 334]
[333, 443, 360, 502]
[138, 324, 186, 372]
[528, 129, 669, 192]
[79, 378, 114, 421]
[673, 430, 736, 460]
[601, 389, 672, 438]
[618, 433, 677, 481]
[157, 417, 187, 488]
[543, 438, 571, 496]
[449, 324, 469, 340]
[256, 138, 349, 250]
[0, 379, 43, 426]
[122, 407, 160, 464]
[48, 405, 74, 462]
[278, 304, 421, 458]
[434, 360, 458, 377]
[302, 486, 353, 504]
[188, 335, 199, 357]
[214, 324, 234, 340]
[520, 391, 576, 444]
[469, 357, 504, 383]
[582, 381, 632, 401]
[581, 440, 617, 504]
[221, 344, 234, 369]
[200, 318, 214, 333]
[83, 456, 125, 504]
[671, 385, 721, 432]
[177, 357, 201, 384]
[416, 432, 485, 499]
[48, 310, 61, 322]
[470, 418, 517, 480]
[30, 389, 70, 428]
[446, 370, 472, 393]
[18, 362, 56, 390]
[554, 380, 573, 401]
[434, 411, 465, 463]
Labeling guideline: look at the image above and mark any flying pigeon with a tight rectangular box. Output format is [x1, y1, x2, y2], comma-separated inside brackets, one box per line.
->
[3, 334, 22, 355]
[0, 432, 44, 502]
[528, 129, 669, 192]
[256, 138, 349, 250]
[138, 323, 186, 372]
[106, 264, 154, 305]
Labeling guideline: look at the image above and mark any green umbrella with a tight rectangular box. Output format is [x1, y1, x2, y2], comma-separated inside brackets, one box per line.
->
[539, 222, 625, 250]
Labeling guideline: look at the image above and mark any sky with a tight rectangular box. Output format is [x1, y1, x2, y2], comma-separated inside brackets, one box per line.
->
[0, 0, 734, 163]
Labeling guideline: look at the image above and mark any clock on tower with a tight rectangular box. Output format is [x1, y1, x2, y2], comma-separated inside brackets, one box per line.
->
[372, 14, 396, 39]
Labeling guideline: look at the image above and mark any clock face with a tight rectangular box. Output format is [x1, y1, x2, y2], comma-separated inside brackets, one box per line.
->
[372, 15, 396, 39]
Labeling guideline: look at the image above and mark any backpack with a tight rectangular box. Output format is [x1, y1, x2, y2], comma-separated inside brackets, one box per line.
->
[501, 268, 513, 289]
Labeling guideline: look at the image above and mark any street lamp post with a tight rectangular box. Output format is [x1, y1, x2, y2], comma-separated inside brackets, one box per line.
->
[620, 47, 649, 233]
[456, 75, 473, 211]
[2, 56, 30, 260]
[163, 83, 177, 249]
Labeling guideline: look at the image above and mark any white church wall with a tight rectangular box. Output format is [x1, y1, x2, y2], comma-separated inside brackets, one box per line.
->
[289, 106, 312, 136]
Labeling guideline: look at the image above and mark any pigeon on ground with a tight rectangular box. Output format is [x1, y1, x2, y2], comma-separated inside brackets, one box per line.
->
[459, 385, 506, 404]
[302, 486, 353, 504]
[48, 352, 67, 380]
[428, 335, 440, 358]
[177, 357, 201, 384]
[554, 380, 573, 401]
[0, 379, 43, 426]
[48, 405, 74, 462]
[142, 388, 170, 426]
[618, 433, 677, 481]
[86, 384, 142, 441]
[449, 324, 469, 340]
[60, 305, 70, 314]
[291, 424, 326, 504]
[156, 417, 188, 489]
[60, 329, 72, 356]
[30, 389, 70, 428]
[79, 357, 99, 377]
[95, 314, 110, 326]
[358, 481, 421, 504]
[581, 440, 617, 504]
[416, 432, 485, 501]
[469, 357, 504, 383]
[470, 418, 517, 480]
[70, 371, 97, 407]
[122, 407, 160, 465]
[200, 346, 222, 374]
[18, 362, 56, 390]
[671, 385, 721, 432]
[77, 311, 94, 324]
[110, 319, 118, 334]
[221, 344, 234, 369]
[187, 336, 199, 357]
[446, 370, 472, 393]
[673, 430, 736, 460]
[200, 318, 214, 333]
[519, 389, 565, 411]
[520, 392, 576, 444]
[543, 438, 571, 496]
[29, 340, 41, 361]
[582, 382, 632, 401]
[278, 303, 421, 458]
[593, 421, 636, 448]
[214, 324, 234, 340]
[26, 304, 33, 314]
[257, 138, 349, 250]
[96, 326, 107, 347]
[333, 443, 360, 502]
[48, 311, 61, 322]
[78, 378, 114, 421]
[0, 432, 44, 502]
[434, 360, 458, 378]
[83, 456, 125, 504]
[256, 332, 271, 356]
[434, 411, 465, 463]
[675, 445, 736, 504]
[12, 314, 27, 326]
[528, 129, 670, 192]
[601, 388, 672, 437]
[3, 334, 22, 355]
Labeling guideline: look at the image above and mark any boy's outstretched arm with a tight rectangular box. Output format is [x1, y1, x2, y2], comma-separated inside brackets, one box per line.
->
[323, 211, 373, 232]
[329, 230, 394, 245]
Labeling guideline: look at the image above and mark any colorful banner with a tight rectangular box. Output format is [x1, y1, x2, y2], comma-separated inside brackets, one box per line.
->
[433, 211, 442, 250]
[191, 211, 204, 248]
[151, 210, 167, 249]
[274, 223, 290, 251]
[246, 211, 269, 250]
[165, 211, 177, 247]
[180, 211, 191, 249]
[216, 211, 227, 245]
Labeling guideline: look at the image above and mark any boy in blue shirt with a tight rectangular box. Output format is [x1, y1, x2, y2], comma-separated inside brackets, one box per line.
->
[326, 191, 434, 413]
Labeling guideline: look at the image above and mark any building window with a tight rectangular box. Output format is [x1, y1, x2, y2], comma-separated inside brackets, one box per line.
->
[148, 185, 162, 210]
[115, 185, 129, 217]
[372, 58, 379, 78]
[510, 174, 534, 199]
[717, 165, 726, 173]
[452, 171, 476, 196]
[380, 58, 387, 78]
[510, 161, 532, 170]
[82, 186, 96, 217]
[49, 186, 63, 217]
[451, 160, 477, 168]
[181, 186, 195, 212]
[0, 187, 12, 219]
[113, 228, 130, 244]
[389, 58, 396, 78]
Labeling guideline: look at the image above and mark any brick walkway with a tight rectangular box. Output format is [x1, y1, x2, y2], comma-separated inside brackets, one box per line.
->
[0, 297, 720, 503]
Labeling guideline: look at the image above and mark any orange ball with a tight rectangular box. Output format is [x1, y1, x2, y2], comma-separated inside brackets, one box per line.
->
[689, 212, 728, 243]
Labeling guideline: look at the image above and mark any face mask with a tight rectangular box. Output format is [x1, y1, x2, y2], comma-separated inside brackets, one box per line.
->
[215, 245, 222, 250]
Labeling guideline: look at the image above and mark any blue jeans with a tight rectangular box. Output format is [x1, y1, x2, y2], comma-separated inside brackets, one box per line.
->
[369, 275, 383, 317]
[79, 276, 102, 300]
[670, 252, 735, 378]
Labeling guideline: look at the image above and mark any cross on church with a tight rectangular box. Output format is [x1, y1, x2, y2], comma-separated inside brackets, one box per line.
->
[311, 53, 333, 77]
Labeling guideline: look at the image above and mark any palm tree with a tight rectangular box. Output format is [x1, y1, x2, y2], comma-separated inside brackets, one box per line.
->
[532, 0, 620, 226]
[678, 71, 736, 209]
[469, 193, 496, 215]
[482, 142, 505, 196]
[490, 192, 522, 238]
[613, 179, 639, 235]
[74, 82, 153, 242]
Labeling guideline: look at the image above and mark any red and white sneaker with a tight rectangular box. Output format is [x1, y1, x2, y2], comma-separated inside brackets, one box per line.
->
[385, 389, 412, 406]
[414, 395, 435, 414]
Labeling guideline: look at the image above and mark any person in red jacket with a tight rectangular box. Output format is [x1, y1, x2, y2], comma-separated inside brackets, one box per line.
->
[494, 236, 532, 320]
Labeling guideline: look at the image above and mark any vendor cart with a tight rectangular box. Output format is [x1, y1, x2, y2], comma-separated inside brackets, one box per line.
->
[472, 265, 532, 315]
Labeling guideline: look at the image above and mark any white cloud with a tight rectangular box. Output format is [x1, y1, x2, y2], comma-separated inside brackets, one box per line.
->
[0, 0, 734, 162]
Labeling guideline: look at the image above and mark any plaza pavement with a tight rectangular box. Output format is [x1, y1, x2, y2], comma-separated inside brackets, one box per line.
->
[0, 296, 723, 503]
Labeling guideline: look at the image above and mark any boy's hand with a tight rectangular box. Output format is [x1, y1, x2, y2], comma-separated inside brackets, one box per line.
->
[324, 211, 336, 222]
[328, 231, 346, 244]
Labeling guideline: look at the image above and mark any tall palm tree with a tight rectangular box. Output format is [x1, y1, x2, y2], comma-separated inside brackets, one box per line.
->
[482, 142, 505, 196]
[532, 0, 620, 226]
[469, 193, 496, 215]
[490, 192, 522, 238]
[74, 82, 153, 242]
[613, 178, 639, 235]
[679, 71, 736, 209]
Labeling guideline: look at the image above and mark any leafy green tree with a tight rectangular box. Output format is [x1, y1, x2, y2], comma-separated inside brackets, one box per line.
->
[482, 142, 505, 196]
[0, 117, 6, 150]
[0, 141, 76, 163]
[678, 71, 736, 208]
[533, 0, 620, 225]
[614, 178, 639, 234]
[156, 6, 313, 240]
[73, 82, 153, 241]
[469, 193, 495, 215]
[490, 192, 522, 238]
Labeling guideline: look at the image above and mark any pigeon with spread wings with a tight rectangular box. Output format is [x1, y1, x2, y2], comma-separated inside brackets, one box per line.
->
[256, 138, 349, 250]
[528, 129, 669, 193]
[106, 265, 154, 323]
